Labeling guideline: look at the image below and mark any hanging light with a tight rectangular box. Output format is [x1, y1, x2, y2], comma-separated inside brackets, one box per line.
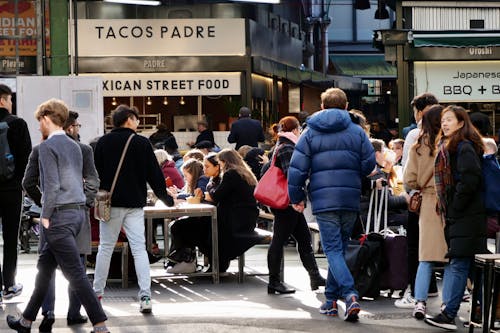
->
[111, 97, 117, 106]
[375, 0, 389, 19]
[179, 96, 186, 105]
[163, 96, 169, 105]
[146, 96, 152, 105]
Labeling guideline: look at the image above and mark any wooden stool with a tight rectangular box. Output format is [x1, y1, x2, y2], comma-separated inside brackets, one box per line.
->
[490, 260, 500, 333]
[469, 253, 500, 333]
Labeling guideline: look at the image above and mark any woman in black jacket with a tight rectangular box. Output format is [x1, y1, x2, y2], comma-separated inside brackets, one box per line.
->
[207, 149, 260, 272]
[266, 116, 325, 294]
[425, 105, 486, 331]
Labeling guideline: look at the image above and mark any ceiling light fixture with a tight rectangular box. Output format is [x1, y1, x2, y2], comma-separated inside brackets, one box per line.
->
[104, 0, 161, 6]
[179, 96, 186, 105]
[111, 97, 117, 106]
[163, 96, 169, 105]
[146, 96, 152, 105]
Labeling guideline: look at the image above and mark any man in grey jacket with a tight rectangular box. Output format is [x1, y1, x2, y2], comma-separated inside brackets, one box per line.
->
[7, 99, 109, 333]
[22, 110, 98, 332]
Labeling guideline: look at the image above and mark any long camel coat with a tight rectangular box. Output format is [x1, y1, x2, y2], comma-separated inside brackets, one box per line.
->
[404, 141, 448, 262]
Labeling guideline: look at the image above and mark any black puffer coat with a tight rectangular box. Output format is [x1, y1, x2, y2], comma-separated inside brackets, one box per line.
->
[445, 141, 487, 258]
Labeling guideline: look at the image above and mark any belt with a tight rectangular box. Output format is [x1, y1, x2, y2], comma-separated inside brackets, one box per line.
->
[54, 204, 86, 211]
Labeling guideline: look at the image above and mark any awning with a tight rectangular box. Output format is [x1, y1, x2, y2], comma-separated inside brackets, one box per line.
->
[329, 54, 396, 79]
[413, 33, 500, 48]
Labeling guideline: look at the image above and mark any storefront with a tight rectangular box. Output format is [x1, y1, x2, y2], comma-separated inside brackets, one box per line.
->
[373, 1, 500, 137]
[414, 60, 500, 135]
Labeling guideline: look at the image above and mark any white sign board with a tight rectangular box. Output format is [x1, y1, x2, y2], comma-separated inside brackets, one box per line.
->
[82, 72, 241, 97]
[414, 61, 500, 102]
[77, 19, 246, 57]
[16, 76, 103, 146]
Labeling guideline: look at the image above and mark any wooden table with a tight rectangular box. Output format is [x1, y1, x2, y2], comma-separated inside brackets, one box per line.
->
[143, 202, 219, 283]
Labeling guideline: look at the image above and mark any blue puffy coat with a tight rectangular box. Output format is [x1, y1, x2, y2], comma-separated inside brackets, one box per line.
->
[288, 108, 376, 214]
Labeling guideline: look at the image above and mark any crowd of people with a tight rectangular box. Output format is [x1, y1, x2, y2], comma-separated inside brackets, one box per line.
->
[1, 81, 499, 332]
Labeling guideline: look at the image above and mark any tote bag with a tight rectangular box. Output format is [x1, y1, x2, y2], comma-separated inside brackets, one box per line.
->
[254, 145, 289, 209]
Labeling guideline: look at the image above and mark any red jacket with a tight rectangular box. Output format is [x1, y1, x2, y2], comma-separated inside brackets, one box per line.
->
[161, 160, 184, 189]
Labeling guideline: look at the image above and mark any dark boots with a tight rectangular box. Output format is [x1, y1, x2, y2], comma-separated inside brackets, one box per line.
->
[268, 279, 296, 294]
[267, 249, 295, 294]
[300, 250, 326, 291]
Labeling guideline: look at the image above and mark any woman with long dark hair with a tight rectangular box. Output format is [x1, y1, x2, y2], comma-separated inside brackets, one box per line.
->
[404, 105, 448, 319]
[266, 116, 325, 294]
[425, 105, 487, 330]
[207, 149, 260, 272]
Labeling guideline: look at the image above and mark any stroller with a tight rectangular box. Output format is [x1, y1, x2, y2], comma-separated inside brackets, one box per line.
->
[19, 197, 41, 253]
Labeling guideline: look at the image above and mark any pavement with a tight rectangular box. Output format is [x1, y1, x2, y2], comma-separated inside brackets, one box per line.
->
[0, 240, 476, 333]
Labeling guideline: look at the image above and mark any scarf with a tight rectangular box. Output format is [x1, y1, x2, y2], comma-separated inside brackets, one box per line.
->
[434, 139, 453, 223]
[278, 131, 298, 144]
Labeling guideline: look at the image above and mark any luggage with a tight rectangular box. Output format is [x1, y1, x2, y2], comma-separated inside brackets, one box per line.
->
[379, 229, 408, 291]
[347, 186, 408, 296]
[346, 232, 384, 299]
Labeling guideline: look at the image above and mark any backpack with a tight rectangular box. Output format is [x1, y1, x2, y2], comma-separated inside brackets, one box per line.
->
[0, 119, 15, 182]
[483, 154, 500, 213]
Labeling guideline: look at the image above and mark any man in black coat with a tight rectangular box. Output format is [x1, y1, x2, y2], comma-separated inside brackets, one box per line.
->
[227, 107, 265, 149]
[0, 84, 31, 301]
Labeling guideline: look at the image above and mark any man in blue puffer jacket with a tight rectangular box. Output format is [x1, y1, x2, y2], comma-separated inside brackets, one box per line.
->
[288, 88, 375, 322]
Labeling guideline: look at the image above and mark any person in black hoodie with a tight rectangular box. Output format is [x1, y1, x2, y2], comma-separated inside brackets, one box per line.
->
[93, 105, 173, 314]
[0, 83, 31, 301]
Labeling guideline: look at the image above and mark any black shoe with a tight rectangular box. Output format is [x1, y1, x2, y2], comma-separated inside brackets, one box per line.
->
[310, 274, 326, 291]
[6, 315, 31, 333]
[267, 282, 296, 294]
[66, 314, 88, 326]
[424, 312, 457, 331]
[39, 311, 55, 332]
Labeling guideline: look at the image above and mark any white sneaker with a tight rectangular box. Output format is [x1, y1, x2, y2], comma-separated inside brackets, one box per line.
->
[140, 296, 152, 313]
[391, 289, 404, 299]
[166, 260, 196, 274]
[394, 294, 416, 308]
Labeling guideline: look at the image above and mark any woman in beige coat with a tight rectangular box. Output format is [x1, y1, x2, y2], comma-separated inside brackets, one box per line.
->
[403, 104, 448, 320]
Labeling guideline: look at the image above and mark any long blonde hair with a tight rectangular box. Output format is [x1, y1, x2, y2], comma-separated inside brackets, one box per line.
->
[217, 149, 257, 186]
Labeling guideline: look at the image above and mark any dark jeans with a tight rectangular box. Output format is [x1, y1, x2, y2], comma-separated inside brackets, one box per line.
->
[268, 206, 314, 280]
[23, 208, 106, 325]
[41, 255, 85, 318]
[0, 189, 22, 289]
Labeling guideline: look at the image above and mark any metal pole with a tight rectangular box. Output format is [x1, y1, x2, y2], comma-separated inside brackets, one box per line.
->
[36, 0, 44, 75]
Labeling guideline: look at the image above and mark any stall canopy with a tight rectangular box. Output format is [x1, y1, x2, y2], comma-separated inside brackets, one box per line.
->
[412, 32, 500, 48]
[329, 54, 396, 79]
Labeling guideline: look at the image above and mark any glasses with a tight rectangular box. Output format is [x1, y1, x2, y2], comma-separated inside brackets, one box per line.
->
[71, 124, 82, 128]
[135, 118, 140, 124]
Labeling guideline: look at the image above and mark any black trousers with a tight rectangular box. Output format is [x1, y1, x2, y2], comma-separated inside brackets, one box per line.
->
[169, 216, 211, 256]
[23, 208, 107, 325]
[268, 206, 314, 279]
[0, 189, 22, 289]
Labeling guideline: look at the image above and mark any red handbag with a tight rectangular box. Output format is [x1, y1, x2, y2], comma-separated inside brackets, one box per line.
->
[254, 145, 290, 209]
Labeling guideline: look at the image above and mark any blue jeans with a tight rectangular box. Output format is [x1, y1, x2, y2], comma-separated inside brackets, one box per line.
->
[414, 261, 449, 302]
[441, 257, 472, 319]
[93, 207, 151, 299]
[316, 210, 358, 301]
